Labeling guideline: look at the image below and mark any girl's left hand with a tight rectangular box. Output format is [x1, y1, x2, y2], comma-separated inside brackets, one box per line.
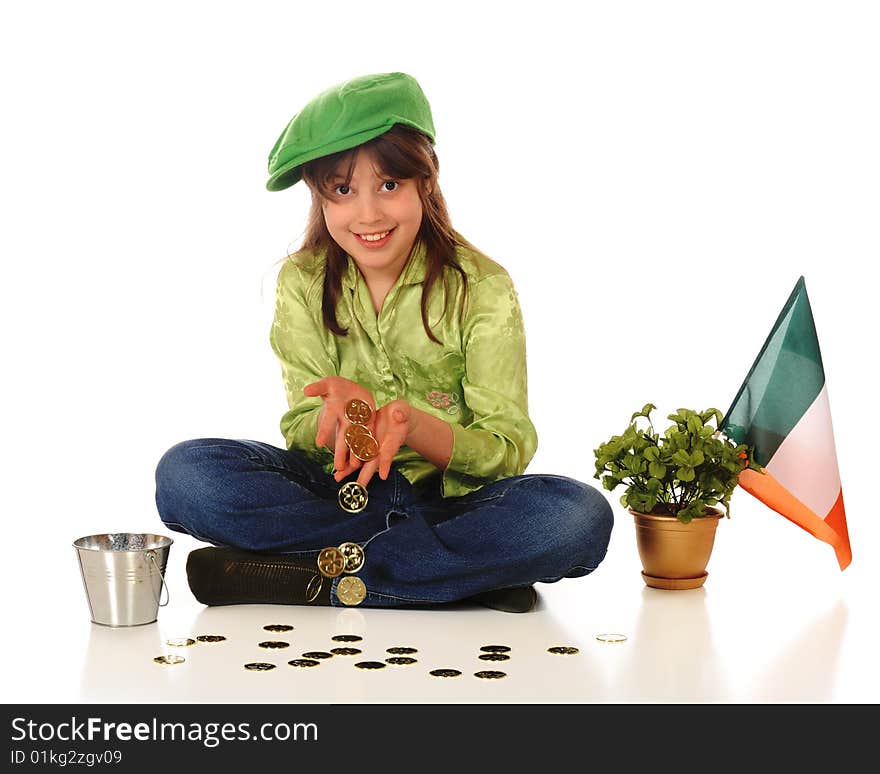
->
[349, 399, 415, 489]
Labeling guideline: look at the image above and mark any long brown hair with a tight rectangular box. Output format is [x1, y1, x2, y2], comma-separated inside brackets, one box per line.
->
[291, 124, 483, 345]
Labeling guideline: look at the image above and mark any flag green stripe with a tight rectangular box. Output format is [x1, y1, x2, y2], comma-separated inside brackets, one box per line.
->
[721, 276, 825, 466]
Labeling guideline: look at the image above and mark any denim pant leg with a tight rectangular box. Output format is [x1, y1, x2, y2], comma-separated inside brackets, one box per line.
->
[348, 473, 614, 608]
[154, 438, 404, 555]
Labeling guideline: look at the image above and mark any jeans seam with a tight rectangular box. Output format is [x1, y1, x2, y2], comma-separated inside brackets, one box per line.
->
[161, 519, 222, 547]
[363, 589, 440, 604]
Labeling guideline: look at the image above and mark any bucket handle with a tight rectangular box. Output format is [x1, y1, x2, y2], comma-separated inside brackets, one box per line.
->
[145, 550, 170, 608]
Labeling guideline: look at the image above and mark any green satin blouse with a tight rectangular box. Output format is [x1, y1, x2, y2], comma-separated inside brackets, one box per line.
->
[269, 240, 538, 498]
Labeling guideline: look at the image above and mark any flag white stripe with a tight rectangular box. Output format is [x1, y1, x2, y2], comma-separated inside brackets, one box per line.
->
[765, 384, 841, 519]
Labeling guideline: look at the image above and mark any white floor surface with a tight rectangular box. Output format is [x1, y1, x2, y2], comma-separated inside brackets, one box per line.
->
[6, 496, 878, 705]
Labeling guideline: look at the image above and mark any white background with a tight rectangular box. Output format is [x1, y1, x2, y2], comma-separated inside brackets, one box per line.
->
[2, 1, 878, 702]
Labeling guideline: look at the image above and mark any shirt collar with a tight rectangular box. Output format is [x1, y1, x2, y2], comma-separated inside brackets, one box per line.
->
[341, 239, 428, 291]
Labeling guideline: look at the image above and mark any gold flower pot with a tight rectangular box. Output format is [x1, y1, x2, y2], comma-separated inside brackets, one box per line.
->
[630, 508, 723, 590]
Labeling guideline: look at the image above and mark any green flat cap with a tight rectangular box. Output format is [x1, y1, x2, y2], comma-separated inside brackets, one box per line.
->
[266, 72, 435, 192]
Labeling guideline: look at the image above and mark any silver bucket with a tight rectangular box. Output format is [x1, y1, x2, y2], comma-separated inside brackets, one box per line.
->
[73, 533, 173, 627]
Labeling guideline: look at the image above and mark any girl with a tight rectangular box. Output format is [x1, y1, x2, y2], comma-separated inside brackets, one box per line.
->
[154, 72, 613, 612]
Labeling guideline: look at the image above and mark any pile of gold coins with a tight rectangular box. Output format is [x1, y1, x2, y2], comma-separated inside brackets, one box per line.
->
[336, 398, 378, 514]
[153, 625, 624, 676]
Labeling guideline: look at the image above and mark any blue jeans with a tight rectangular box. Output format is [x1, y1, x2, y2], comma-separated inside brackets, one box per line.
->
[154, 438, 614, 608]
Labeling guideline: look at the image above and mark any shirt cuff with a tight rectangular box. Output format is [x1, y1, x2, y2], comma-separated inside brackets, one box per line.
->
[440, 423, 492, 498]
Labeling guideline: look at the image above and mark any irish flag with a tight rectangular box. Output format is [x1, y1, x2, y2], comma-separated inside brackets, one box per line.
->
[720, 277, 851, 570]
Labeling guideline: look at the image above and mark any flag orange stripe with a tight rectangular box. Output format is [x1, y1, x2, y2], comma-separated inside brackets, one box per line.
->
[739, 469, 851, 570]
[824, 490, 851, 570]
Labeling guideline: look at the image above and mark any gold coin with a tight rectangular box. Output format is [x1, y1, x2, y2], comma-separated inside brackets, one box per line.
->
[338, 482, 368, 513]
[288, 659, 320, 668]
[195, 635, 226, 643]
[548, 646, 580, 655]
[386, 657, 418, 665]
[386, 646, 418, 655]
[153, 655, 185, 665]
[349, 432, 379, 462]
[301, 651, 333, 660]
[331, 634, 363, 643]
[479, 645, 511, 653]
[337, 576, 367, 606]
[344, 398, 373, 425]
[306, 573, 324, 602]
[430, 669, 462, 678]
[338, 542, 365, 574]
[595, 633, 627, 644]
[479, 653, 510, 662]
[166, 638, 196, 647]
[354, 661, 386, 670]
[474, 670, 507, 679]
[258, 641, 290, 649]
[244, 662, 276, 671]
[263, 624, 294, 633]
[317, 546, 346, 578]
[330, 647, 362, 656]
[344, 423, 369, 447]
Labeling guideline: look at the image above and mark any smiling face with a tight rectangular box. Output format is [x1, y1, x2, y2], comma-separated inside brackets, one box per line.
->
[320, 147, 423, 286]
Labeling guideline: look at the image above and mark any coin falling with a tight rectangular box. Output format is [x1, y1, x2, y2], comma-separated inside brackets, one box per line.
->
[479, 653, 510, 662]
[288, 659, 320, 668]
[337, 576, 367, 606]
[306, 574, 324, 602]
[386, 646, 418, 654]
[196, 635, 226, 643]
[338, 542, 365, 574]
[547, 646, 580, 655]
[263, 624, 294, 633]
[474, 670, 507, 679]
[595, 633, 627, 644]
[302, 651, 333, 660]
[330, 647, 362, 656]
[331, 635, 363, 643]
[244, 663, 276, 671]
[317, 547, 346, 578]
[386, 657, 418, 665]
[166, 638, 196, 647]
[354, 661, 387, 670]
[429, 669, 462, 678]
[153, 655, 185, 665]
[480, 645, 511, 653]
[258, 641, 290, 649]
[338, 482, 368, 513]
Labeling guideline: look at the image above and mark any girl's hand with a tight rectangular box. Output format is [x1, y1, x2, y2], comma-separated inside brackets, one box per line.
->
[303, 376, 377, 479]
[352, 399, 415, 489]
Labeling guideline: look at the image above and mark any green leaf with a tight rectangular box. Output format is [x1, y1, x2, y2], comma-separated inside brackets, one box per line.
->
[601, 476, 619, 491]
[672, 450, 691, 466]
[631, 403, 657, 423]
[648, 461, 666, 479]
[677, 466, 695, 482]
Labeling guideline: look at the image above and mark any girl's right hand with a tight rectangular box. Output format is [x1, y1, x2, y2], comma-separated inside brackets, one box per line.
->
[303, 376, 377, 480]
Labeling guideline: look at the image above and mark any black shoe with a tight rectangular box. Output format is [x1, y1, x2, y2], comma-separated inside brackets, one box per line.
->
[465, 585, 538, 613]
[186, 547, 331, 606]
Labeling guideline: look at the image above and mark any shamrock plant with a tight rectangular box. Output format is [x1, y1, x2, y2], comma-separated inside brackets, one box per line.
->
[593, 404, 762, 523]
